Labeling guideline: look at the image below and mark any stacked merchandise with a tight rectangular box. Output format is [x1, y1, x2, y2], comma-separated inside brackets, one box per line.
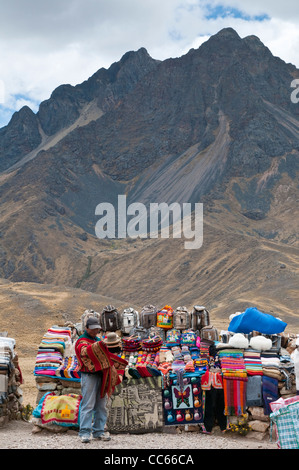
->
[261, 351, 281, 415]
[160, 328, 207, 427]
[198, 339, 212, 369]
[0, 335, 24, 427]
[34, 325, 82, 406]
[34, 326, 72, 377]
[122, 335, 142, 354]
[0, 337, 15, 404]
[141, 335, 163, 353]
[243, 349, 263, 376]
[125, 335, 163, 378]
[243, 349, 263, 408]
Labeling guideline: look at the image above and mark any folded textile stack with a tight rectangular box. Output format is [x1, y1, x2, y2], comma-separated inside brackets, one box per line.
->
[199, 340, 212, 362]
[0, 335, 24, 425]
[34, 326, 72, 377]
[41, 326, 73, 355]
[34, 351, 63, 376]
[218, 349, 247, 378]
[243, 349, 263, 376]
[0, 339, 13, 403]
[261, 352, 282, 381]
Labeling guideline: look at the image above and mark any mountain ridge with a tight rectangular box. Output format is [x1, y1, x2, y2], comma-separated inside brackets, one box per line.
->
[0, 28, 298, 325]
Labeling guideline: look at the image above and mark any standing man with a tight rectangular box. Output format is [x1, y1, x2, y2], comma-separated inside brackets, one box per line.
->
[75, 316, 127, 443]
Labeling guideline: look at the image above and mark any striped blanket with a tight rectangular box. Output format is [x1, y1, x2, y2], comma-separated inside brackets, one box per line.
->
[218, 349, 247, 378]
[243, 349, 263, 376]
[223, 377, 248, 416]
[219, 349, 248, 416]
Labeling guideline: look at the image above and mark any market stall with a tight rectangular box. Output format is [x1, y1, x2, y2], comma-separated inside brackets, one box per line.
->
[31, 304, 299, 447]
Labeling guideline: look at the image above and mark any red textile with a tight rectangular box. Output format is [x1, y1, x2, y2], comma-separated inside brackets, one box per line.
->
[75, 336, 127, 398]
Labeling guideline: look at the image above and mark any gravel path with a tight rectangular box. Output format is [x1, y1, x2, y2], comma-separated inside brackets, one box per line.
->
[0, 419, 278, 450]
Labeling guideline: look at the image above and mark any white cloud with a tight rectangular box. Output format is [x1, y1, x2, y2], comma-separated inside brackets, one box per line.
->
[0, 0, 298, 128]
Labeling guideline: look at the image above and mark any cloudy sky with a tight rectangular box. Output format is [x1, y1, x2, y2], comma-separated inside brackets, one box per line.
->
[0, 0, 298, 128]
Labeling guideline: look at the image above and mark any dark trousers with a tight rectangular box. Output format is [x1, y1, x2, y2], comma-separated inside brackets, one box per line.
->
[204, 388, 227, 432]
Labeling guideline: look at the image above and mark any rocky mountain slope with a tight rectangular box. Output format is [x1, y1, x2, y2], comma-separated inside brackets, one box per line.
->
[0, 28, 298, 328]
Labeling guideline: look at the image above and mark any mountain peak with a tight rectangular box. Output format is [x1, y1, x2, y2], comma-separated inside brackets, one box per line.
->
[214, 27, 241, 39]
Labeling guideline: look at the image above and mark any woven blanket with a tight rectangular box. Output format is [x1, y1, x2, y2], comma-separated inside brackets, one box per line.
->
[223, 376, 247, 416]
[75, 336, 127, 397]
[40, 393, 82, 427]
[107, 377, 163, 433]
[262, 376, 279, 415]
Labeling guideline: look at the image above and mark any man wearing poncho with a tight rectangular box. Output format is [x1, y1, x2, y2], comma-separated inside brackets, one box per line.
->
[75, 317, 127, 443]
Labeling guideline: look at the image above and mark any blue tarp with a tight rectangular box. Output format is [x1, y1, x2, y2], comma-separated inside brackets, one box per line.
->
[228, 307, 287, 334]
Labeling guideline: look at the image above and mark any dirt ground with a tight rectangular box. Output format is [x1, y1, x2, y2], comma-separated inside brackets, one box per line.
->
[0, 418, 278, 450]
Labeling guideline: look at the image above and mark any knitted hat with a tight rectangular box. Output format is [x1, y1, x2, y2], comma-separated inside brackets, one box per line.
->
[103, 332, 121, 349]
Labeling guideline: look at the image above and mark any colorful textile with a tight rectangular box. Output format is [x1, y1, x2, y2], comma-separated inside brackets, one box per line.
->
[219, 349, 247, 378]
[201, 370, 223, 390]
[40, 392, 82, 427]
[55, 356, 81, 380]
[270, 395, 299, 413]
[243, 349, 263, 376]
[122, 336, 142, 352]
[165, 329, 181, 347]
[33, 326, 73, 378]
[156, 305, 173, 329]
[270, 401, 299, 449]
[180, 330, 196, 348]
[75, 335, 127, 398]
[34, 350, 63, 376]
[141, 336, 163, 352]
[163, 374, 203, 425]
[223, 376, 247, 416]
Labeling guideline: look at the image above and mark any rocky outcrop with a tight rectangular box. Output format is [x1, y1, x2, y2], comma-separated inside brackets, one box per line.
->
[0, 106, 42, 171]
